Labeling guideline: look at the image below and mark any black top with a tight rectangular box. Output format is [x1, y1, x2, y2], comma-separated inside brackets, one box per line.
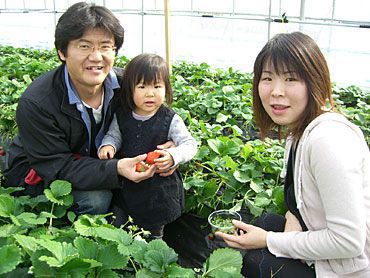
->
[284, 143, 308, 231]
[113, 105, 184, 228]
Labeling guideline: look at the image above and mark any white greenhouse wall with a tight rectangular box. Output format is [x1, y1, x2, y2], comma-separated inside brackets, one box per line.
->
[0, 0, 369, 90]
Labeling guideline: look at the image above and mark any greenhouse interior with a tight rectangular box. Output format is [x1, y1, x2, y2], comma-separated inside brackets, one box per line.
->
[0, 1, 369, 277]
[1, 0, 370, 89]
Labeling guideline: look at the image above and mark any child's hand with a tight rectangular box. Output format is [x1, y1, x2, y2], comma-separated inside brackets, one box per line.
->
[99, 145, 115, 160]
[153, 150, 174, 173]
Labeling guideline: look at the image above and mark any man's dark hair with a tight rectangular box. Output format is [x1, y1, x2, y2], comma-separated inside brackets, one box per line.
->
[54, 2, 124, 61]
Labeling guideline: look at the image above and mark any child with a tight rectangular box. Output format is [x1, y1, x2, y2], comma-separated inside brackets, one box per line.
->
[216, 32, 370, 277]
[99, 53, 198, 239]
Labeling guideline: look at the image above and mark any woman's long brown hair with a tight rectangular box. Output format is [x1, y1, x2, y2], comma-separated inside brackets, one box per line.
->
[252, 32, 334, 140]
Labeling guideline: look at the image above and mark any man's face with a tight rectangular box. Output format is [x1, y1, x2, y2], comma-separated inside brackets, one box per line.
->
[58, 28, 116, 95]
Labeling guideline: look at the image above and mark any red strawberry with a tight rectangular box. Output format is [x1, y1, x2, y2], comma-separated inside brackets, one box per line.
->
[146, 151, 161, 165]
[0, 149, 5, 156]
[207, 233, 215, 241]
[135, 162, 147, 172]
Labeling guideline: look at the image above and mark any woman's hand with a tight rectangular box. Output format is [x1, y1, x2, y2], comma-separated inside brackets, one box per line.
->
[215, 220, 268, 250]
[117, 154, 156, 182]
[284, 211, 303, 232]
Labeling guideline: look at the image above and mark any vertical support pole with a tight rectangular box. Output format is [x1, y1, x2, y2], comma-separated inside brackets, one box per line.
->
[267, 0, 272, 40]
[299, 0, 305, 31]
[164, 0, 172, 74]
[53, 0, 57, 27]
[141, 0, 144, 53]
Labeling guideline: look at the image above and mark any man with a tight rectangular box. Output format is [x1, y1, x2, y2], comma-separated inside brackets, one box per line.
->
[3, 2, 167, 214]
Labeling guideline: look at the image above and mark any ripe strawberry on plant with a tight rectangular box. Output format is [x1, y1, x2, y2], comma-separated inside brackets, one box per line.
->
[146, 151, 161, 165]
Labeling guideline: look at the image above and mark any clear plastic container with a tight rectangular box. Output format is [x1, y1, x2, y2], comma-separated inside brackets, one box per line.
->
[208, 209, 241, 234]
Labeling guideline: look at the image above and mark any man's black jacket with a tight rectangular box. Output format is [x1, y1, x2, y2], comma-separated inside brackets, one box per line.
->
[4, 65, 124, 191]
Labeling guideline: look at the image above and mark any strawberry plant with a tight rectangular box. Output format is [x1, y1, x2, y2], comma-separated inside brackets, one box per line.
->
[0, 184, 243, 276]
[0, 46, 368, 274]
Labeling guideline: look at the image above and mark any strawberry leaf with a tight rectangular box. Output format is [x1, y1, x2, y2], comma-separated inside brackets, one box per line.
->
[0, 245, 22, 274]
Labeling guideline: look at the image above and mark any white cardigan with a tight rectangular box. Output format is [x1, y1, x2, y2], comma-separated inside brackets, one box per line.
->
[266, 112, 370, 277]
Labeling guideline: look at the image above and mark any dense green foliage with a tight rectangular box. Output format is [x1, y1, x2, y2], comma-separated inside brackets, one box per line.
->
[0, 182, 242, 277]
[0, 44, 369, 277]
[1, 46, 369, 218]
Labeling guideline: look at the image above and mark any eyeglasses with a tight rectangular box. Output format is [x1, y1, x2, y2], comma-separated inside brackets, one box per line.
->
[75, 43, 117, 55]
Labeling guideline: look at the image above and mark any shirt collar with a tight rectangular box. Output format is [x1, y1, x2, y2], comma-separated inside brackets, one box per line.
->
[64, 65, 119, 105]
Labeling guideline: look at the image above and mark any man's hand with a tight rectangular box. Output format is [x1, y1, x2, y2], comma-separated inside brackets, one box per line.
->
[215, 220, 268, 250]
[157, 141, 176, 150]
[117, 154, 156, 182]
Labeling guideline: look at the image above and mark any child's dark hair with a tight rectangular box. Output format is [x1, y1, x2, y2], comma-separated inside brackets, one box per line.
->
[121, 53, 173, 111]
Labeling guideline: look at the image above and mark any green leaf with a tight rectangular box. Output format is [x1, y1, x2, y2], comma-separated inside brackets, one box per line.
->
[210, 268, 243, 277]
[97, 243, 128, 269]
[233, 170, 251, 183]
[223, 155, 238, 170]
[207, 138, 222, 155]
[31, 249, 56, 277]
[136, 268, 162, 278]
[166, 265, 195, 277]
[254, 195, 271, 207]
[242, 143, 253, 159]
[0, 187, 24, 195]
[129, 239, 148, 264]
[245, 199, 264, 217]
[13, 234, 39, 253]
[74, 216, 97, 237]
[202, 248, 242, 277]
[250, 180, 263, 193]
[202, 180, 219, 199]
[67, 211, 76, 223]
[0, 194, 15, 217]
[97, 268, 120, 277]
[51, 181, 72, 197]
[44, 188, 63, 205]
[43, 180, 72, 205]
[95, 226, 132, 246]
[216, 113, 229, 123]
[0, 224, 23, 238]
[58, 258, 95, 277]
[143, 240, 178, 273]
[37, 239, 79, 267]
[0, 245, 22, 275]
[16, 212, 48, 225]
[74, 237, 99, 260]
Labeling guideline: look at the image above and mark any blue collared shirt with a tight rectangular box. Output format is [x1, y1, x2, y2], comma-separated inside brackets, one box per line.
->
[63, 65, 120, 155]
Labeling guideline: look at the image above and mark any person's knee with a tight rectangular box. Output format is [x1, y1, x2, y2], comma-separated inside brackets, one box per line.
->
[72, 190, 112, 215]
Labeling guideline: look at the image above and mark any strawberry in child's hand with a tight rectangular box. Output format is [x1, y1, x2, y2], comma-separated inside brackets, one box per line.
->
[146, 151, 161, 165]
[135, 162, 147, 172]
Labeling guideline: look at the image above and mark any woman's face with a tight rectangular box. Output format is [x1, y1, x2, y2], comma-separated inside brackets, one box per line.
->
[258, 64, 309, 128]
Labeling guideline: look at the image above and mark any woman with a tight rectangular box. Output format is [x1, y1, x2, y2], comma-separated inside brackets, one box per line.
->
[216, 32, 370, 277]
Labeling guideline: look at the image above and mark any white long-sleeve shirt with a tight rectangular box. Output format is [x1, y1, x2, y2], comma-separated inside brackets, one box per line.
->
[267, 112, 370, 277]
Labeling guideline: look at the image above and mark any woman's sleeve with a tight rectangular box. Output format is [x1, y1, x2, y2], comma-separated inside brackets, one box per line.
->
[266, 122, 368, 261]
